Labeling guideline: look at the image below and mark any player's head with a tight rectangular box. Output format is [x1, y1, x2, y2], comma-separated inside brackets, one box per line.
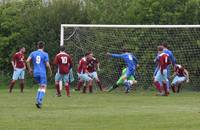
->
[37, 41, 45, 49]
[122, 48, 130, 53]
[85, 51, 92, 59]
[60, 46, 65, 52]
[157, 45, 164, 54]
[20, 47, 26, 53]
[161, 42, 168, 49]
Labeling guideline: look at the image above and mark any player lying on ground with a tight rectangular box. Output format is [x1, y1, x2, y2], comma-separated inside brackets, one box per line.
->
[108, 67, 137, 93]
[107, 49, 139, 93]
[154, 42, 176, 93]
[171, 64, 189, 93]
[87, 52, 105, 91]
[76, 52, 93, 93]
[8, 47, 26, 93]
[153, 46, 171, 96]
[26, 41, 52, 109]
[54, 46, 73, 97]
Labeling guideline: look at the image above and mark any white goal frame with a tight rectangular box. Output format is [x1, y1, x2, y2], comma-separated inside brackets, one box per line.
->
[60, 24, 200, 46]
[59, 24, 200, 90]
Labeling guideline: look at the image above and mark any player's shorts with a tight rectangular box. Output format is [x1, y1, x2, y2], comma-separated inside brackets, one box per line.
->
[125, 68, 135, 77]
[88, 72, 98, 80]
[172, 76, 186, 85]
[12, 68, 25, 80]
[78, 73, 92, 82]
[55, 72, 69, 85]
[34, 74, 47, 86]
[154, 69, 168, 83]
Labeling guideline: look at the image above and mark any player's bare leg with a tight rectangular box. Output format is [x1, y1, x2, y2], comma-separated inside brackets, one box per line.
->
[8, 80, 16, 93]
[65, 82, 70, 97]
[19, 79, 24, 93]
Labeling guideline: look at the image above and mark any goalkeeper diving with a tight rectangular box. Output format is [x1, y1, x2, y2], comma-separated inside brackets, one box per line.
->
[107, 49, 139, 93]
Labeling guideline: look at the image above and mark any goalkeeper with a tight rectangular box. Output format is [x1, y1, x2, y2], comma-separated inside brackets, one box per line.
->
[107, 49, 139, 93]
[108, 67, 137, 93]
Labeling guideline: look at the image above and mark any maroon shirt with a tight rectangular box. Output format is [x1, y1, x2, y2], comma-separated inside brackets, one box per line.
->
[54, 52, 72, 74]
[12, 52, 25, 68]
[87, 57, 99, 73]
[77, 57, 88, 74]
[158, 53, 171, 72]
[175, 65, 185, 77]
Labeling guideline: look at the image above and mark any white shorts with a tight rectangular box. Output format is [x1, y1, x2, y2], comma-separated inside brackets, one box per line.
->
[12, 68, 25, 80]
[88, 72, 98, 80]
[172, 76, 186, 85]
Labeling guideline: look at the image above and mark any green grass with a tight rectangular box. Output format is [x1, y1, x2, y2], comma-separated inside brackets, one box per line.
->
[0, 88, 199, 130]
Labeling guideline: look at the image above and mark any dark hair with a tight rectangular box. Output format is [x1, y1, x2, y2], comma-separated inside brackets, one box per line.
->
[157, 45, 163, 51]
[161, 42, 168, 49]
[60, 46, 65, 52]
[122, 48, 130, 53]
[85, 51, 92, 56]
[37, 41, 45, 49]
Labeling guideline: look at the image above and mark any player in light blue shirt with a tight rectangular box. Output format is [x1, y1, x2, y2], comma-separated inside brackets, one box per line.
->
[26, 41, 52, 109]
[107, 49, 139, 93]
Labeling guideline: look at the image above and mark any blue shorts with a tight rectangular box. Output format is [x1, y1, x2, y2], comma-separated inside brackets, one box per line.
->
[155, 69, 168, 83]
[34, 75, 47, 86]
[55, 73, 69, 84]
[172, 76, 186, 85]
[88, 72, 98, 80]
[125, 68, 135, 78]
[12, 68, 25, 80]
[78, 73, 92, 82]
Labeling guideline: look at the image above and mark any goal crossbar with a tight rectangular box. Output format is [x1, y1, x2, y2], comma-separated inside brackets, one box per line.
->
[60, 24, 200, 45]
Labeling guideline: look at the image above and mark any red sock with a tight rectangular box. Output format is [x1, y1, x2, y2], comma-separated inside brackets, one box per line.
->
[163, 83, 169, 95]
[9, 81, 15, 93]
[96, 81, 102, 91]
[154, 81, 162, 93]
[55, 84, 61, 95]
[65, 83, 70, 97]
[77, 81, 83, 90]
[171, 85, 176, 93]
[20, 83, 24, 93]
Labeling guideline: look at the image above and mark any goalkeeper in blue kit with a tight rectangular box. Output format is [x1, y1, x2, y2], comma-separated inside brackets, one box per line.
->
[107, 49, 139, 93]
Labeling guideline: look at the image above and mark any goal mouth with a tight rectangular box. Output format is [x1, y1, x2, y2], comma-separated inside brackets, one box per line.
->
[60, 24, 200, 90]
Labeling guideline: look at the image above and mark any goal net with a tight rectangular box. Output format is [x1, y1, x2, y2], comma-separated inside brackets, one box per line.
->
[60, 25, 200, 91]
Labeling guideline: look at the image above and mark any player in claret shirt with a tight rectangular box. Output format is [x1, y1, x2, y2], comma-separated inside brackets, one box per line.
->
[171, 64, 189, 93]
[8, 47, 26, 93]
[54, 46, 72, 97]
[87, 52, 104, 91]
[76, 52, 93, 93]
[154, 46, 171, 96]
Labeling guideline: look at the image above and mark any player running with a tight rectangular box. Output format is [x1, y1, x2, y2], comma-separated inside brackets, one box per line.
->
[8, 47, 26, 93]
[107, 49, 139, 93]
[87, 52, 104, 91]
[154, 46, 171, 96]
[54, 46, 72, 97]
[26, 41, 52, 109]
[76, 52, 93, 93]
[171, 64, 189, 93]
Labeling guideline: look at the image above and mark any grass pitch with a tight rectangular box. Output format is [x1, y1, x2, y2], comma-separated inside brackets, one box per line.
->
[0, 88, 199, 130]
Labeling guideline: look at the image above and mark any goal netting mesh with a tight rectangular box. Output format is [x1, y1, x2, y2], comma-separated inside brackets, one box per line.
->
[61, 25, 200, 91]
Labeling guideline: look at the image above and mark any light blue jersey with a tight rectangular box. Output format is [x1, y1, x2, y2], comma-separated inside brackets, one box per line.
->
[29, 50, 49, 76]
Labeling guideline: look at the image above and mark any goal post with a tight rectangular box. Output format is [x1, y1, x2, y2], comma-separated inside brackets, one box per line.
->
[60, 24, 200, 90]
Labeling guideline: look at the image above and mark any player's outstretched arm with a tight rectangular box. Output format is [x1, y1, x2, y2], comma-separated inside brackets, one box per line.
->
[184, 69, 189, 83]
